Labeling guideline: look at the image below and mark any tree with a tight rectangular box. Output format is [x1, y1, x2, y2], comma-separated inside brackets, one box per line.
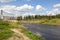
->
[17, 16, 22, 21]
[17, 16, 22, 24]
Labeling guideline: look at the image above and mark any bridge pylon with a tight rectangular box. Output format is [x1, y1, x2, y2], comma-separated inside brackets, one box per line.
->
[0, 10, 3, 19]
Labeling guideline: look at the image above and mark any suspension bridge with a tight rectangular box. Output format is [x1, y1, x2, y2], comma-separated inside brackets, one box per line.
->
[0, 10, 15, 20]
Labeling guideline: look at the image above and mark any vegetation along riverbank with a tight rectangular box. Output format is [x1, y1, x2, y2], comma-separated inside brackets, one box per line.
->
[0, 20, 44, 40]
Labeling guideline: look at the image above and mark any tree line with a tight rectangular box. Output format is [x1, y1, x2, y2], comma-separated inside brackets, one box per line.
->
[17, 14, 60, 20]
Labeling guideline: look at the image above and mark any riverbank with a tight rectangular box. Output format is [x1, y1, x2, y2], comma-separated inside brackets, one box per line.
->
[20, 18, 60, 25]
[21, 23, 60, 40]
[0, 20, 44, 40]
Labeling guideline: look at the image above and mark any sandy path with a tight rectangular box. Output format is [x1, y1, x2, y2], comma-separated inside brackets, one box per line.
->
[10, 29, 31, 40]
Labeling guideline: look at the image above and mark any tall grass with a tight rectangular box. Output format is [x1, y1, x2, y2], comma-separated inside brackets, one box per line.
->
[0, 20, 14, 40]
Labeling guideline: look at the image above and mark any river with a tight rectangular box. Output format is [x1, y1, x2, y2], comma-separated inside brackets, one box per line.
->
[21, 23, 60, 40]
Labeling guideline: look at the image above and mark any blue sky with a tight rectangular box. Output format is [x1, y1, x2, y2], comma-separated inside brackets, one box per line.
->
[0, 0, 60, 16]
[0, 0, 60, 7]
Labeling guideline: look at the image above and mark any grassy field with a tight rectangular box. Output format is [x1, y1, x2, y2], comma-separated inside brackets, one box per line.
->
[0, 20, 14, 40]
[20, 18, 60, 25]
[42, 18, 60, 25]
[0, 20, 44, 40]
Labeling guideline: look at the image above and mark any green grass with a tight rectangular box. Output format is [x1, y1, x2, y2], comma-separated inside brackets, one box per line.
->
[21, 29, 45, 40]
[0, 30, 13, 40]
[20, 20, 43, 24]
[42, 18, 60, 25]
[0, 20, 45, 40]
[20, 18, 60, 25]
[0, 20, 9, 30]
[8, 21, 45, 40]
[0, 20, 14, 40]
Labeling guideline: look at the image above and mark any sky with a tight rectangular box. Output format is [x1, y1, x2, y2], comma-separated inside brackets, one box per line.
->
[0, 0, 60, 16]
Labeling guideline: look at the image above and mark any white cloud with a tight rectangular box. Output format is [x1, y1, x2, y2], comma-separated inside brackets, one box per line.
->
[26, 0, 31, 1]
[47, 8, 60, 15]
[53, 3, 60, 7]
[0, 4, 34, 16]
[47, 11, 56, 16]
[0, 0, 16, 3]
[0, 5, 16, 13]
[0, 4, 33, 12]
[36, 5, 45, 11]
[16, 4, 34, 11]
[23, 12, 35, 16]
[47, 3, 60, 16]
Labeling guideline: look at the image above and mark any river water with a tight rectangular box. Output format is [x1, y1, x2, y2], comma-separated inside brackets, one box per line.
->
[21, 23, 60, 40]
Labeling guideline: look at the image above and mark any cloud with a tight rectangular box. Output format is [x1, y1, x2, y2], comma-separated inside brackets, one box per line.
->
[16, 4, 34, 11]
[47, 3, 60, 16]
[0, 0, 16, 3]
[0, 4, 34, 16]
[0, 4, 33, 12]
[0, 5, 16, 13]
[1, 4, 60, 16]
[36, 5, 45, 11]
[26, 0, 31, 1]
[53, 3, 60, 7]
[23, 12, 35, 16]
[47, 8, 60, 15]
[47, 11, 56, 16]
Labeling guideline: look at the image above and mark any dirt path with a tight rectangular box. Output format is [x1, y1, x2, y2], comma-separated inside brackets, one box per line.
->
[8, 29, 31, 40]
